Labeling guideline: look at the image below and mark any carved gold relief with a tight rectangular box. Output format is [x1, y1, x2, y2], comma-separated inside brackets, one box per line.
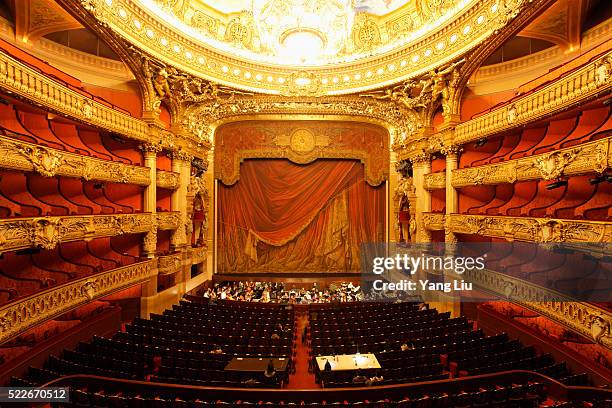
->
[453, 50, 612, 146]
[156, 212, 181, 230]
[446, 214, 612, 244]
[452, 138, 611, 187]
[463, 267, 612, 350]
[157, 253, 183, 275]
[0, 136, 150, 186]
[423, 172, 446, 191]
[156, 170, 180, 190]
[0, 260, 155, 344]
[0, 214, 154, 253]
[422, 212, 445, 231]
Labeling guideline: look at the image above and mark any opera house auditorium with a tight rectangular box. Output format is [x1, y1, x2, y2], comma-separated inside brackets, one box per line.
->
[0, 0, 610, 406]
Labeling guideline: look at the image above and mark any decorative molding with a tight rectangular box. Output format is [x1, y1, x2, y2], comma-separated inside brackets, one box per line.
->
[0, 213, 153, 253]
[156, 170, 180, 190]
[77, 0, 528, 96]
[463, 267, 612, 350]
[453, 50, 612, 145]
[0, 134, 151, 185]
[157, 252, 183, 275]
[0, 49, 149, 142]
[424, 172, 447, 191]
[213, 120, 390, 186]
[191, 246, 207, 265]
[183, 94, 417, 150]
[423, 212, 446, 231]
[446, 214, 612, 244]
[452, 138, 611, 187]
[156, 212, 181, 231]
[0, 260, 155, 344]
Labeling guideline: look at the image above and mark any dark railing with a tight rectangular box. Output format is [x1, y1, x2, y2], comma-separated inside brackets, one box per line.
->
[41, 370, 612, 404]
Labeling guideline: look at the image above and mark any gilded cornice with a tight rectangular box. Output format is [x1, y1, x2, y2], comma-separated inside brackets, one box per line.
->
[183, 95, 417, 149]
[423, 212, 446, 230]
[0, 213, 154, 254]
[156, 211, 181, 230]
[157, 252, 183, 275]
[452, 138, 611, 187]
[463, 267, 612, 350]
[156, 170, 180, 190]
[0, 260, 155, 344]
[424, 172, 447, 191]
[0, 134, 150, 185]
[446, 214, 612, 244]
[77, 0, 527, 96]
[454, 51, 612, 145]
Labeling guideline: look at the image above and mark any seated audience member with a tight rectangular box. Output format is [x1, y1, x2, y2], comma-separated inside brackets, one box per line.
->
[209, 347, 223, 354]
[352, 370, 368, 384]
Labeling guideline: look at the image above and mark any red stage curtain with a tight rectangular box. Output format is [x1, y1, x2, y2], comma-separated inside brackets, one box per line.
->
[218, 159, 385, 273]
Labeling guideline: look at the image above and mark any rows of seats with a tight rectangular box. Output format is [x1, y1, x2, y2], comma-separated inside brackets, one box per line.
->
[309, 302, 588, 388]
[0, 170, 144, 217]
[0, 236, 143, 305]
[14, 299, 296, 389]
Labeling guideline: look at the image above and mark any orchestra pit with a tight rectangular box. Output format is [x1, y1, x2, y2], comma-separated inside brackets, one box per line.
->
[0, 0, 610, 406]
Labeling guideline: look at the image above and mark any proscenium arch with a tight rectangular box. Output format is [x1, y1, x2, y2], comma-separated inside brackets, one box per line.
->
[211, 115, 393, 186]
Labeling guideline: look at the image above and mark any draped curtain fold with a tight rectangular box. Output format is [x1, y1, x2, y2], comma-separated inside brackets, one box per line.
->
[218, 159, 385, 273]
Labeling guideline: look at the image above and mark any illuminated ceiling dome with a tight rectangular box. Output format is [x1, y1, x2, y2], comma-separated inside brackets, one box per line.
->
[91, 0, 520, 95]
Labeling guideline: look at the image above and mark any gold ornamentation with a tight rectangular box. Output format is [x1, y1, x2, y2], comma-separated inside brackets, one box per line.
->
[463, 267, 612, 350]
[157, 170, 180, 190]
[0, 47, 150, 142]
[452, 138, 611, 187]
[353, 16, 381, 52]
[446, 214, 612, 244]
[81, 0, 530, 96]
[454, 50, 612, 145]
[0, 260, 155, 343]
[142, 230, 157, 256]
[533, 149, 578, 180]
[191, 246, 207, 265]
[157, 211, 181, 230]
[16, 145, 65, 177]
[423, 172, 446, 191]
[422, 212, 445, 231]
[0, 214, 154, 253]
[157, 253, 183, 275]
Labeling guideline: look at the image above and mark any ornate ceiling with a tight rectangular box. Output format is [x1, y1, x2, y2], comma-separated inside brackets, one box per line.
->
[79, 0, 525, 96]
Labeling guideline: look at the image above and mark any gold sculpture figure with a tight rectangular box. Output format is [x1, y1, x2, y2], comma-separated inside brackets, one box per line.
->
[360, 80, 426, 109]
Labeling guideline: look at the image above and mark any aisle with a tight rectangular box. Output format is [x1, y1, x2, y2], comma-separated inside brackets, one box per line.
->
[286, 312, 319, 389]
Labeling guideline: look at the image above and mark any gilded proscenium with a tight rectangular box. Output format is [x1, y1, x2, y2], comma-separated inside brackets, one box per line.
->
[156, 170, 180, 190]
[0, 49, 149, 143]
[452, 137, 612, 187]
[453, 51, 612, 145]
[0, 134, 151, 185]
[0, 260, 155, 344]
[463, 267, 612, 350]
[156, 211, 181, 230]
[424, 172, 447, 191]
[183, 94, 417, 149]
[446, 214, 612, 244]
[78, 0, 522, 96]
[157, 252, 183, 275]
[0, 213, 154, 253]
[422, 213, 446, 231]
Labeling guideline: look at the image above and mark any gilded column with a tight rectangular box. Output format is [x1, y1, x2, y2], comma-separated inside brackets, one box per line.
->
[411, 152, 432, 243]
[169, 151, 192, 252]
[443, 144, 462, 244]
[140, 143, 162, 259]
